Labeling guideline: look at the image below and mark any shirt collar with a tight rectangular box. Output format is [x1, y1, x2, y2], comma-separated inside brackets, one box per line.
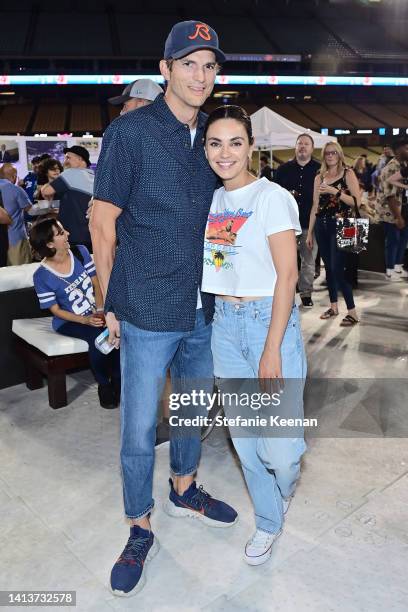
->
[292, 158, 315, 169]
[151, 93, 207, 134]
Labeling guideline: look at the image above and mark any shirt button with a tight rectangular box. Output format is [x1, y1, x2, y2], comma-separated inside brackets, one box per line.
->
[192, 199, 196, 204]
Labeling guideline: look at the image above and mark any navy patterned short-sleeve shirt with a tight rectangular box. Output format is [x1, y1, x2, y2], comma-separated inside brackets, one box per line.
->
[94, 94, 218, 332]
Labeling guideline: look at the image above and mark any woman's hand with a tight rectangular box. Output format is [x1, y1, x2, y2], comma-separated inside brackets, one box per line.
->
[306, 233, 314, 250]
[319, 183, 338, 195]
[259, 348, 282, 379]
[259, 348, 283, 394]
[82, 314, 105, 327]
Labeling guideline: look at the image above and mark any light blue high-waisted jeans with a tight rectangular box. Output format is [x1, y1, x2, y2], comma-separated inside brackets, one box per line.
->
[211, 297, 307, 534]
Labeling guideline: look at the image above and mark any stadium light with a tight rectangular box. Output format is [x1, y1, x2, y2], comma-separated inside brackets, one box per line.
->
[2, 74, 408, 87]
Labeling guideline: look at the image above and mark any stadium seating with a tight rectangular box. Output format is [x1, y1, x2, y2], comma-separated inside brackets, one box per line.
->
[107, 105, 121, 123]
[0, 105, 33, 134]
[273, 149, 295, 164]
[0, 12, 30, 55]
[356, 104, 408, 128]
[386, 105, 408, 121]
[70, 103, 102, 133]
[295, 104, 354, 129]
[32, 103, 67, 133]
[269, 105, 318, 130]
[32, 12, 112, 56]
[325, 104, 382, 129]
[342, 147, 380, 166]
[258, 17, 354, 57]
[335, 21, 407, 59]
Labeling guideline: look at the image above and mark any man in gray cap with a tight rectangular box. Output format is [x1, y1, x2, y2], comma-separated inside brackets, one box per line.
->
[108, 78, 163, 116]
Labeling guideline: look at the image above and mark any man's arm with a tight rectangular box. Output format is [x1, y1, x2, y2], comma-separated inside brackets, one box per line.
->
[90, 199, 122, 346]
[89, 199, 122, 300]
[16, 185, 32, 213]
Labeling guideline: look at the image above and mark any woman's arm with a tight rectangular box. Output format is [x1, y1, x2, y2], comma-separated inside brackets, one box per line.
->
[258, 229, 298, 380]
[318, 168, 361, 209]
[306, 175, 320, 248]
[49, 304, 104, 327]
[91, 275, 104, 311]
[341, 168, 361, 208]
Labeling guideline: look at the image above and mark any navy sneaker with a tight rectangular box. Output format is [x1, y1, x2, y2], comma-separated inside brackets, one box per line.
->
[110, 525, 159, 597]
[164, 478, 238, 528]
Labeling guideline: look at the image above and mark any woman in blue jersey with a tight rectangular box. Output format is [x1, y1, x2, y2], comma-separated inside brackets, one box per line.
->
[201, 106, 306, 566]
[29, 217, 120, 409]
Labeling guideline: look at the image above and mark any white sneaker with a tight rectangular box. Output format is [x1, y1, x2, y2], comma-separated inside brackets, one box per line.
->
[244, 529, 282, 566]
[386, 271, 403, 282]
[395, 268, 408, 278]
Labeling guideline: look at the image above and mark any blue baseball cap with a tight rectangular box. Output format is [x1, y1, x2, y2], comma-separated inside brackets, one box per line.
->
[164, 20, 226, 63]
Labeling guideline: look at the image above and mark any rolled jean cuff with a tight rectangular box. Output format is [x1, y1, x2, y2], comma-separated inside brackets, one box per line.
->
[170, 465, 198, 477]
[258, 526, 282, 536]
[125, 501, 154, 520]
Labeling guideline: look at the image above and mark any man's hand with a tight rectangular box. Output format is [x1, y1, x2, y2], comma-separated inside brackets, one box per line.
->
[395, 215, 406, 230]
[106, 311, 121, 348]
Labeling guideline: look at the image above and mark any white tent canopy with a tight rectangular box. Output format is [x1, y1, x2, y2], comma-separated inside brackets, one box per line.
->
[250, 106, 337, 149]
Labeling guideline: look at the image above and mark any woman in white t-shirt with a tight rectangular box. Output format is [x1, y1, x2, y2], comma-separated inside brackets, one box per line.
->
[201, 106, 307, 566]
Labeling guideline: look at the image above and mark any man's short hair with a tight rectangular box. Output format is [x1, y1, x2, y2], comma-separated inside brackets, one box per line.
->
[296, 133, 315, 147]
[260, 155, 269, 164]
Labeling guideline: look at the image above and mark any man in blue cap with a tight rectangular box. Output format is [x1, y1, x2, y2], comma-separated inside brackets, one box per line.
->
[91, 21, 237, 596]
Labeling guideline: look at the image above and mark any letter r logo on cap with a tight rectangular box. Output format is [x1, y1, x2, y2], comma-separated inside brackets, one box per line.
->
[188, 23, 212, 41]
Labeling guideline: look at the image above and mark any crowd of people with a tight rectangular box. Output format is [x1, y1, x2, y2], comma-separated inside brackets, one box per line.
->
[1, 18, 408, 599]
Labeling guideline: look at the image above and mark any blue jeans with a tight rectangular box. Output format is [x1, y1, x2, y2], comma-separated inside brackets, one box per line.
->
[382, 221, 408, 269]
[315, 217, 355, 310]
[58, 322, 120, 385]
[119, 309, 213, 519]
[211, 297, 307, 534]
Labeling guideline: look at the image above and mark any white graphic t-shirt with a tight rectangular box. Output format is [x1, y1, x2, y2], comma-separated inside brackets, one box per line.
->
[201, 178, 301, 297]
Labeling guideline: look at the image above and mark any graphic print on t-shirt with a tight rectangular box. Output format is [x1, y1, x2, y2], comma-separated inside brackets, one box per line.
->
[33, 246, 96, 331]
[204, 208, 253, 271]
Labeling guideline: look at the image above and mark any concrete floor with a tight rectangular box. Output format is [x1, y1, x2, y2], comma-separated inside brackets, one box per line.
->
[1, 271, 407, 612]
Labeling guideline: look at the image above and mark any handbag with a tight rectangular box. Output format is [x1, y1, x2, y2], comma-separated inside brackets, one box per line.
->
[336, 196, 369, 254]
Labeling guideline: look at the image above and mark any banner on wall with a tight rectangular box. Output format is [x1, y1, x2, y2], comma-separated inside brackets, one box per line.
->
[0, 139, 19, 163]
[0, 135, 102, 179]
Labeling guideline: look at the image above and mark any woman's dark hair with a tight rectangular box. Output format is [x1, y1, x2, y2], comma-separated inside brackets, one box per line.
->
[37, 158, 63, 186]
[204, 105, 254, 145]
[29, 217, 60, 259]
